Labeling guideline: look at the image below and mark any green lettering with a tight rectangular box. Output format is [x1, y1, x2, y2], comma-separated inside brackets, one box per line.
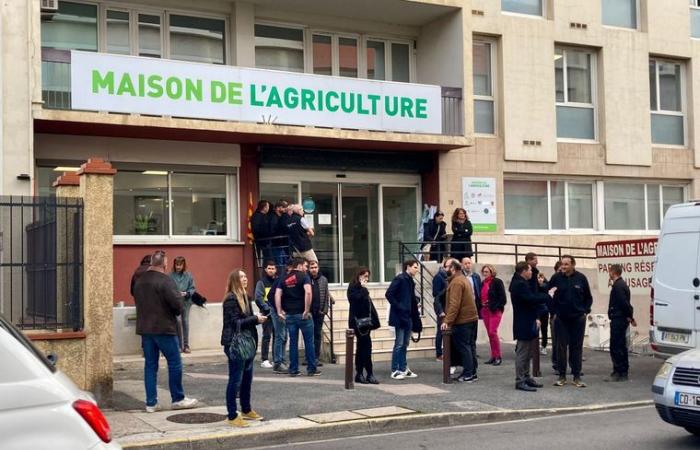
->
[415, 98, 427, 119]
[357, 94, 370, 115]
[165, 77, 182, 99]
[250, 84, 264, 106]
[368, 94, 381, 115]
[340, 92, 355, 113]
[91, 70, 114, 94]
[116, 73, 136, 96]
[325, 91, 339, 112]
[185, 79, 203, 101]
[138, 74, 145, 97]
[284, 87, 299, 109]
[300, 89, 316, 111]
[211, 81, 226, 103]
[400, 97, 414, 118]
[147, 75, 163, 98]
[228, 82, 243, 105]
[317, 90, 324, 111]
[385, 96, 399, 116]
[266, 86, 283, 108]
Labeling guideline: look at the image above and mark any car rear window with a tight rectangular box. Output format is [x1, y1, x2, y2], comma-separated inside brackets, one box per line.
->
[0, 315, 56, 373]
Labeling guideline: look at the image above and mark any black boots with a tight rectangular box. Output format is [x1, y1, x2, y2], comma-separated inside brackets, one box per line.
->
[366, 374, 380, 384]
[355, 373, 368, 384]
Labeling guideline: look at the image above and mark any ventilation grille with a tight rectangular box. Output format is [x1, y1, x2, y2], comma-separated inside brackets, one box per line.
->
[570, 22, 588, 30]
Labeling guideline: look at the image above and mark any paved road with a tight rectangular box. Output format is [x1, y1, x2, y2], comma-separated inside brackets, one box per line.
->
[246, 406, 700, 450]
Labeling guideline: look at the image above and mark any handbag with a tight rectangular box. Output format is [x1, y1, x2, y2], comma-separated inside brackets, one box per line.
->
[355, 294, 379, 336]
[228, 319, 256, 362]
[421, 226, 440, 255]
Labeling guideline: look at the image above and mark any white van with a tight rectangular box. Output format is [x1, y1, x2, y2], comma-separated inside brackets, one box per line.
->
[650, 202, 700, 356]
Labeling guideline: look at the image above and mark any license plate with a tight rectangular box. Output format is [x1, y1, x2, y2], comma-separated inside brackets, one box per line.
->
[662, 331, 690, 344]
[675, 392, 700, 408]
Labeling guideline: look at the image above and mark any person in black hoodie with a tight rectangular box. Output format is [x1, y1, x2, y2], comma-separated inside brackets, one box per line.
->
[422, 211, 448, 262]
[221, 269, 267, 427]
[253, 261, 276, 368]
[606, 264, 636, 382]
[510, 261, 556, 392]
[432, 264, 448, 360]
[251, 200, 271, 258]
[348, 267, 380, 384]
[267, 200, 290, 271]
[549, 255, 593, 388]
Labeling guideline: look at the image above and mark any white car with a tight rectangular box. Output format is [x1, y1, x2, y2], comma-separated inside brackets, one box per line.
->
[653, 348, 700, 436]
[0, 314, 121, 450]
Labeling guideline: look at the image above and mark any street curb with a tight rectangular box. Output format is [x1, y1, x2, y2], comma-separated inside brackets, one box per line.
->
[119, 400, 653, 449]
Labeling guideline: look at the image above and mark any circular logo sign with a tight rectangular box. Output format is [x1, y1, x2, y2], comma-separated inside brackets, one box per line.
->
[302, 197, 316, 214]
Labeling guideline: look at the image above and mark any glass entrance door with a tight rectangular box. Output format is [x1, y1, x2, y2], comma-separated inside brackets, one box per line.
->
[301, 182, 340, 283]
[341, 184, 379, 283]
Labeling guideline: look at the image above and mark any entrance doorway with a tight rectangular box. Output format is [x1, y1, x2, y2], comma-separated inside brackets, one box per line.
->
[260, 170, 420, 284]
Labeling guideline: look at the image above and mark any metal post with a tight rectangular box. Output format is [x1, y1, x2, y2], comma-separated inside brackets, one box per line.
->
[345, 329, 355, 390]
[442, 327, 452, 384]
[514, 244, 519, 265]
[531, 336, 541, 378]
[474, 242, 478, 263]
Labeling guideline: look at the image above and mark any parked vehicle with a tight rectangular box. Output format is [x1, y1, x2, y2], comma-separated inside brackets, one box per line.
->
[650, 201, 700, 356]
[0, 314, 121, 449]
[653, 348, 700, 436]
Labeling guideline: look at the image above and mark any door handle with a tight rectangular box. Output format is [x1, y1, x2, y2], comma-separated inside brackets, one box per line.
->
[655, 302, 669, 307]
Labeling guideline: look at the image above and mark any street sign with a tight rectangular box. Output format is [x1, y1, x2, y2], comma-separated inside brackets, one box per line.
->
[595, 238, 657, 294]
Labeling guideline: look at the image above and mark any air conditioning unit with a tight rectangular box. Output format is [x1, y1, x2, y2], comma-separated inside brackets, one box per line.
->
[41, 0, 59, 12]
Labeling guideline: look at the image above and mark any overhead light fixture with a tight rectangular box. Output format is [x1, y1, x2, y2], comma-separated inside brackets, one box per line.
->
[53, 166, 80, 172]
[142, 170, 168, 175]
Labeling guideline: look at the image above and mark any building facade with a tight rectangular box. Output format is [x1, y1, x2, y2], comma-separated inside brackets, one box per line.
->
[1, 0, 698, 305]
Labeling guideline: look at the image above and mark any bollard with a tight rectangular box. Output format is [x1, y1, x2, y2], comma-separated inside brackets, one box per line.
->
[345, 329, 355, 390]
[531, 337, 541, 378]
[442, 327, 452, 384]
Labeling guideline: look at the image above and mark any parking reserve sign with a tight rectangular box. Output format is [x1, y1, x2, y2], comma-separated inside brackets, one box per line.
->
[70, 51, 442, 134]
[596, 238, 657, 294]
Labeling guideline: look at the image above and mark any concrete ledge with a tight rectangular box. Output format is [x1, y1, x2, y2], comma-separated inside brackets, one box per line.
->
[119, 400, 653, 450]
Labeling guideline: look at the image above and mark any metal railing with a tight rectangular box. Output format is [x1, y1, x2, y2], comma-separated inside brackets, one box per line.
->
[0, 196, 84, 331]
[253, 235, 336, 363]
[442, 87, 464, 136]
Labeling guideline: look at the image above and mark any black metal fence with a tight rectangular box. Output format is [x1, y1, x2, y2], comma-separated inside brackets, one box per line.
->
[0, 196, 83, 331]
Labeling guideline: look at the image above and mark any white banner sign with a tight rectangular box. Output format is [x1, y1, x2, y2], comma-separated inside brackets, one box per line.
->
[596, 238, 657, 294]
[70, 51, 443, 134]
[462, 177, 497, 232]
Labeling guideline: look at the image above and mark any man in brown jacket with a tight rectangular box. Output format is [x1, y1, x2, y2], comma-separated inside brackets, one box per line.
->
[441, 258, 479, 382]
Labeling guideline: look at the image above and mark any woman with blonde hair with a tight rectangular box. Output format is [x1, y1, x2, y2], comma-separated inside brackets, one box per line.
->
[480, 264, 507, 366]
[220, 269, 267, 427]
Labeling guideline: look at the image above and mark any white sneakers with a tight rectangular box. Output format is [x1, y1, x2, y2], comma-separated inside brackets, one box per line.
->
[540, 346, 548, 356]
[390, 368, 418, 380]
[172, 397, 199, 410]
[145, 404, 161, 413]
[450, 366, 457, 375]
[261, 360, 273, 368]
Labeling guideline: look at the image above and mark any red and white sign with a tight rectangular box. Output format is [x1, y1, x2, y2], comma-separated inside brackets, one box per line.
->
[596, 238, 657, 294]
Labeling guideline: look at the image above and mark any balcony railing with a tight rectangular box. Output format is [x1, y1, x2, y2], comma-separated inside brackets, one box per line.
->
[40, 49, 465, 137]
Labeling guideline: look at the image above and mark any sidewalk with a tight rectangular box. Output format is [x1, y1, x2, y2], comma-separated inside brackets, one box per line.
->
[109, 344, 662, 449]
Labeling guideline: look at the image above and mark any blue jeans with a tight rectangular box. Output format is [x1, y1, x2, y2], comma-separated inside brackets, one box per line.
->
[286, 313, 316, 373]
[391, 325, 411, 372]
[270, 308, 288, 365]
[141, 334, 185, 407]
[223, 347, 254, 420]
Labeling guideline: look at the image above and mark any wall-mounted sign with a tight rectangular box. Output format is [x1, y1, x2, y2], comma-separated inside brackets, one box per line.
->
[302, 197, 316, 214]
[462, 177, 497, 232]
[70, 51, 443, 134]
[596, 238, 657, 295]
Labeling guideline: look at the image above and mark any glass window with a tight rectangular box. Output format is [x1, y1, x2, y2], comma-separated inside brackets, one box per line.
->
[382, 186, 417, 282]
[501, 0, 543, 16]
[555, 47, 596, 140]
[604, 183, 645, 230]
[568, 183, 594, 229]
[504, 180, 548, 229]
[313, 34, 332, 75]
[663, 186, 684, 216]
[550, 181, 566, 230]
[114, 171, 169, 235]
[391, 43, 410, 82]
[138, 14, 162, 58]
[255, 24, 304, 73]
[647, 184, 661, 230]
[692, 1, 700, 38]
[650, 59, 685, 145]
[41, 1, 97, 51]
[473, 40, 495, 134]
[172, 173, 227, 236]
[602, 0, 637, 29]
[106, 10, 130, 55]
[366, 40, 386, 80]
[169, 15, 225, 64]
[339, 38, 359, 78]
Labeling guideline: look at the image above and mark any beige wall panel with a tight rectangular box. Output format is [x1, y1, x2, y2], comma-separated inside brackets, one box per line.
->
[501, 17, 557, 162]
[601, 29, 652, 166]
[233, 1, 256, 67]
[646, 0, 691, 58]
[34, 134, 241, 167]
[552, 0, 603, 46]
[470, 0, 504, 34]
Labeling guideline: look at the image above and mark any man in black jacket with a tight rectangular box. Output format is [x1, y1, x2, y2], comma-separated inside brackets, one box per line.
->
[510, 261, 555, 391]
[525, 252, 550, 357]
[549, 255, 593, 388]
[606, 264, 636, 382]
[134, 250, 198, 413]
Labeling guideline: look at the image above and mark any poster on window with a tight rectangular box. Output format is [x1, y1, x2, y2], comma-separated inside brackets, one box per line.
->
[462, 177, 497, 232]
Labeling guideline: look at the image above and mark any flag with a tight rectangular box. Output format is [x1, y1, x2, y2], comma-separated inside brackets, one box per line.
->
[247, 192, 254, 244]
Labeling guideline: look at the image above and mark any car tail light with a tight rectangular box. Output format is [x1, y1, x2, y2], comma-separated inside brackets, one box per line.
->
[650, 287, 654, 326]
[73, 399, 112, 443]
